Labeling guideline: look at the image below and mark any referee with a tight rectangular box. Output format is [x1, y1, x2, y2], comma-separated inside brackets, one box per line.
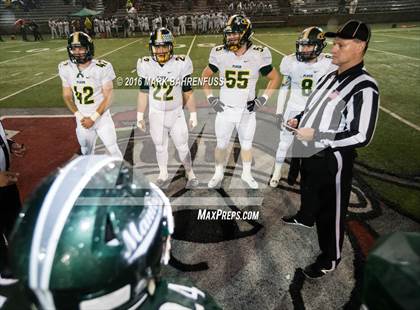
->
[0, 119, 25, 279]
[283, 20, 380, 278]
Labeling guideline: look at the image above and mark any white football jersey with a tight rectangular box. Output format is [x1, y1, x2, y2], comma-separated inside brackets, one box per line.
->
[137, 55, 193, 112]
[280, 53, 336, 110]
[209, 44, 272, 121]
[58, 59, 116, 114]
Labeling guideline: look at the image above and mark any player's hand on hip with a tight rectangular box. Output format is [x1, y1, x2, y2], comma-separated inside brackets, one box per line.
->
[247, 96, 267, 112]
[137, 112, 146, 132]
[189, 112, 197, 130]
[11, 142, 26, 157]
[207, 96, 224, 112]
[81, 117, 94, 129]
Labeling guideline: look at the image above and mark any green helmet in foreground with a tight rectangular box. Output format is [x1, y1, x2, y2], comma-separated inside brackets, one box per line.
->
[9, 155, 174, 309]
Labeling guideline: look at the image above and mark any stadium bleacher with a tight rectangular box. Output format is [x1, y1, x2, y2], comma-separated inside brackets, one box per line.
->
[1, 0, 420, 35]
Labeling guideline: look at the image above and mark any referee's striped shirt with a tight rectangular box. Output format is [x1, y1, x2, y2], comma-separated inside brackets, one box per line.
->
[298, 61, 380, 152]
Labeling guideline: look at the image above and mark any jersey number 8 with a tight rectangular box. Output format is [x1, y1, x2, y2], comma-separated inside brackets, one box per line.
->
[301, 78, 313, 97]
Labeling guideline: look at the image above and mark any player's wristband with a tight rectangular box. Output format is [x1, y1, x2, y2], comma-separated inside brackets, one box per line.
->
[74, 111, 83, 121]
[262, 94, 269, 101]
[90, 112, 101, 122]
[207, 94, 214, 100]
[137, 112, 144, 121]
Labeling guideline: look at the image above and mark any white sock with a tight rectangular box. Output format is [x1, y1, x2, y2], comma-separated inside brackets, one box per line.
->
[242, 161, 252, 176]
[158, 165, 168, 180]
[215, 164, 224, 176]
[272, 163, 282, 180]
[187, 169, 196, 180]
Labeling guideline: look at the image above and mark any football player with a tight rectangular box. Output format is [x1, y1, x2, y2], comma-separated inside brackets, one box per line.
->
[0, 155, 221, 309]
[202, 15, 281, 189]
[137, 28, 199, 188]
[58, 31, 123, 158]
[269, 26, 337, 187]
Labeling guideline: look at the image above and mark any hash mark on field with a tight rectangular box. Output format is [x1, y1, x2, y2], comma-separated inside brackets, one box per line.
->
[253, 37, 287, 56]
[0, 39, 142, 102]
[35, 72, 43, 76]
[131, 68, 136, 73]
[11, 72, 21, 76]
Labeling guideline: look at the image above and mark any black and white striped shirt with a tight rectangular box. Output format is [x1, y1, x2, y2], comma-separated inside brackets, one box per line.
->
[0, 121, 11, 172]
[298, 61, 379, 152]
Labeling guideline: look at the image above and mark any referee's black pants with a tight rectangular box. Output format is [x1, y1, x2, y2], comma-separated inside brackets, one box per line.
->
[296, 148, 355, 266]
[0, 184, 21, 271]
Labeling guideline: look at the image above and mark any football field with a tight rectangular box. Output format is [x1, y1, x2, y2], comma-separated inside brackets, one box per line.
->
[0, 23, 419, 221]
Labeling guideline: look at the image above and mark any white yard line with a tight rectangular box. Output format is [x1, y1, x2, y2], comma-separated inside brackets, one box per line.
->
[35, 72, 44, 76]
[11, 72, 21, 77]
[368, 47, 420, 61]
[375, 33, 420, 41]
[0, 115, 73, 120]
[252, 36, 287, 56]
[256, 36, 420, 131]
[187, 35, 197, 56]
[0, 39, 142, 102]
[0, 50, 47, 65]
[378, 106, 420, 131]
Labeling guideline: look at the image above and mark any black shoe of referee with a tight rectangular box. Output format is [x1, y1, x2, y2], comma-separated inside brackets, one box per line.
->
[303, 261, 336, 279]
[282, 215, 313, 228]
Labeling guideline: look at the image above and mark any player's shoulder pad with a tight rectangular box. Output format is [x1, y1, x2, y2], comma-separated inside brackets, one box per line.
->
[140, 56, 152, 62]
[95, 59, 110, 68]
[251, 45, 266, 53]
[58, 60, 70, 68]
[212, 44, 225, 53]
[174, 54, 187, 61]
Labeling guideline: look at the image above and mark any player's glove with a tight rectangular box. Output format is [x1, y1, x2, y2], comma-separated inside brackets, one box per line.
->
[247, 96, 267, 112]
[275, 114, 283, 129]
[207, 96, 225, 112]
[137, 112, 146, 132]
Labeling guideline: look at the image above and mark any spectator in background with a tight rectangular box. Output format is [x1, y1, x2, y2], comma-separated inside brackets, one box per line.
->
[49, 19, 58, 39]
[349, 0, 358, 14]
[29, 20, 43, 41]
[84, 17, 93, 36]
[0, 119, 26, 279]
[64, 19, 70, 37]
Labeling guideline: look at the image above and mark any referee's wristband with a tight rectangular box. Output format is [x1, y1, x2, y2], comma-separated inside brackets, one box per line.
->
[90, 112, 101, 122]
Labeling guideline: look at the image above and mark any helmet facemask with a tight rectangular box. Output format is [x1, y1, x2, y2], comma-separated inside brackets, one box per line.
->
[151, 43, 173, 64]
[149, 28, 174, 65]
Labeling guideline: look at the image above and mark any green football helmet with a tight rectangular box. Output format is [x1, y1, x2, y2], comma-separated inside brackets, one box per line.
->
[9, 155, 174, 310]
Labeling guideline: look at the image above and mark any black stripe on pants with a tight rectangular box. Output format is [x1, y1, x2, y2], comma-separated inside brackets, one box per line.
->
[0, 183, 21, 270]
[297, 149, 355, 265]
